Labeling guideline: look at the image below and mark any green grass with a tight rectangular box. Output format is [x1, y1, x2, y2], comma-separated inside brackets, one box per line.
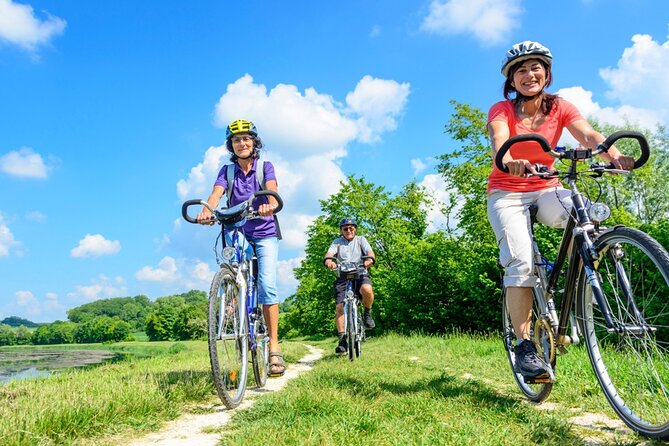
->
[0, 340, 306, 445]
[219, 333, 649, 446]
[0, 334, 657, 445]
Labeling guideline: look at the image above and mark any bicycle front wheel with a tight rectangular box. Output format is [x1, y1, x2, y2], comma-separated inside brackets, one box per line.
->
[208, 267, 249, 409]
[347, 300, 357, 362]
[251, 305, 269, 388]
[502, 287, 554, 402]
[577, 227, 669, 438]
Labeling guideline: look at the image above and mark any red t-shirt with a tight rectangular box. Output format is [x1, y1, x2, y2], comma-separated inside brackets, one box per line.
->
[487, 98, 583, 192]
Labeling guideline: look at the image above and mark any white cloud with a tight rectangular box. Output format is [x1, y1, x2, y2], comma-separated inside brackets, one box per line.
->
[0, 214, 20, 256]
[15, 290, 37, 306]
[557, 86, 663, 146]
[68, 275, 127, 301]
[369, 25, 381, 38]
[136, 256, 180, 282]
[277, 256, 303, 299]
[175, 74, 410, 261]
[71, 234, 121, 258]
[420, 0, 522, 45]
[26, 210, 47, 222]
[600, 33, 669, 112]
[345, 75, 410, 143]
[411, 158, 429, 176]
[0, 0, 66, 53]
[0, 147, 48, 178]
[418, 173, 455, 233]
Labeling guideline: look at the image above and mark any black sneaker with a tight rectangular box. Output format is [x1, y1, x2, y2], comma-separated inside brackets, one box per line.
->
[335, 337, 348, 354]
[363, 309, 375, 329]
[513, 340, 549, 378]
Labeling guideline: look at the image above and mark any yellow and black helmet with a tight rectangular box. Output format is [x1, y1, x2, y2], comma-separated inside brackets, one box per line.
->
[226, 119, 258, 139]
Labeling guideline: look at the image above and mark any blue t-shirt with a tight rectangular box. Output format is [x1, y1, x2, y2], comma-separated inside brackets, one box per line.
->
[214, 158, 277, 240]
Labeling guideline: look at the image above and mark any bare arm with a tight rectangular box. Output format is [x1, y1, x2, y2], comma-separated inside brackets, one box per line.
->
[567, 119, 635, 170]
[363, 247, 376, 269]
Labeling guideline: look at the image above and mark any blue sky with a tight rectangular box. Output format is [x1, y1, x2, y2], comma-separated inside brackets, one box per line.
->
[2, 0, 669, 322]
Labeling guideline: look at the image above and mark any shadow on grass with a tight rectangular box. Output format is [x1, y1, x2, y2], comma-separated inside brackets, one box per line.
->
[317, 356, 581, 445]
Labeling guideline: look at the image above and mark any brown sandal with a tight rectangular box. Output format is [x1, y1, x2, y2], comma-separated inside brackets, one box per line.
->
[269, 352, 286, 377]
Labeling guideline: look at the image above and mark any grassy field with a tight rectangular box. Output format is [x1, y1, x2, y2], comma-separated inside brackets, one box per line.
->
[0, 334, 658, 445]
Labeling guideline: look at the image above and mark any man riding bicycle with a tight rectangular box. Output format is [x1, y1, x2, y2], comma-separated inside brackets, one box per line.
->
[324, 218, 376, 354]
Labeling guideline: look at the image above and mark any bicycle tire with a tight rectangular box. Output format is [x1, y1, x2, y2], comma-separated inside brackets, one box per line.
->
[347, 300, 356, 361]
[502, 287, 554, 402]
[355, 301, 363, 358]
[576, 226, 669, 438]
[208, 267, 249, 409]
[252, 305, 269, 388]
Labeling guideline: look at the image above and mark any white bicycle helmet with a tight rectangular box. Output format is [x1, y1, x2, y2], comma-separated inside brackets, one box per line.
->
[501, 41, 553, 77]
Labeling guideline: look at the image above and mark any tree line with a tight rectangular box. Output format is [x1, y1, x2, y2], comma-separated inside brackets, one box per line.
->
[0, 290, 208, 346]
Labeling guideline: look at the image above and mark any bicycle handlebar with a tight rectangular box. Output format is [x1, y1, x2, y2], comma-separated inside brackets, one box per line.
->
[494, 131, 650, 173]
[181, 190, 284, 225]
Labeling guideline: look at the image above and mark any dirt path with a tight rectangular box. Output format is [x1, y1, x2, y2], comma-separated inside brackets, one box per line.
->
[128, 345, 324, 446]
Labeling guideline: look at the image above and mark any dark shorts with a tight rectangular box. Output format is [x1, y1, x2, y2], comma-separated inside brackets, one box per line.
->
[334, 276, 372, 305]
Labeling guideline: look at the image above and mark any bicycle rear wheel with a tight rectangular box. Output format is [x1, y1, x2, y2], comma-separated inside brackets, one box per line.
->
[251, 305, 269, 388]
[502, 287, 554, 402]
[208, 267, 248, 409]
[355, 301, 363, 358]
[577, 227, 669, 438]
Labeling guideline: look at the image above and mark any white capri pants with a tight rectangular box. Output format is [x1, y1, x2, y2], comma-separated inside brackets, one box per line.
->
[487, 187, 573, 288]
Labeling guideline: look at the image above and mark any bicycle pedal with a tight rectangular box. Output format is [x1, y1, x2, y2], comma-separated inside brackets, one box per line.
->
[523, 373, 552, 383]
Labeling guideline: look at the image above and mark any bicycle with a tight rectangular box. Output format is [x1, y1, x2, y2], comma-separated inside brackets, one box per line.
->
[324, 257, 372, 361]
[182, 189, 283, 409]
[495, 130, 669, 438]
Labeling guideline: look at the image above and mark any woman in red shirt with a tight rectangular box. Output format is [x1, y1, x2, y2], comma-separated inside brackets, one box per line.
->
[487, 41, 634, 379]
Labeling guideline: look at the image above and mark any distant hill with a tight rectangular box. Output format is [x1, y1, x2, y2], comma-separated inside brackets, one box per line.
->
[1, 316, 41, 328]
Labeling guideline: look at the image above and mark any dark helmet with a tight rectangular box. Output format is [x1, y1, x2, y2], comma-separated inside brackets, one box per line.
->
[339, 217, 357, 228]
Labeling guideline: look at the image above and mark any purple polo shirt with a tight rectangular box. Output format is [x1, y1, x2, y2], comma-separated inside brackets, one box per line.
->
[214, 158, 278, 240]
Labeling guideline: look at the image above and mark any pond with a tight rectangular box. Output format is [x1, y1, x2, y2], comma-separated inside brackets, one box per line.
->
[0, 349, 119, 385]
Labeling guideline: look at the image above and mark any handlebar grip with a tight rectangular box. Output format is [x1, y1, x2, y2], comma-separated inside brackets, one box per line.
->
[251, 190, 284, 214]
[323, 256, 337, 266]
[181, 199, 203, 224]
[494, 134, 552, 173]
[598, 130, 650, 170]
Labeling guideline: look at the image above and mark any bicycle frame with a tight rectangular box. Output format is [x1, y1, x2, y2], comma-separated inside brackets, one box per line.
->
[219, 227, 263, 353]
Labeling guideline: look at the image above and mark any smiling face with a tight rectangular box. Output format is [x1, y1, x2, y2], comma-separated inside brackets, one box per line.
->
[340, 225, 356, 241]
[230, 132, 254, 159]
[511, 59, 547, 97]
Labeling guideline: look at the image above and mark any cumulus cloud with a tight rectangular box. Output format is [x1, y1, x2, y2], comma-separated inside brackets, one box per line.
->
[26, 210, 47, 222]
[0, 214, 20, 256]
[600, 33, 669, 113]
[68, 275, 127, 301]
[277, 256, 303, 299]
[420, 0, 522, 45]
[176, 74, 410, 260]
[136, 256, 180, 282]
[71, 234, 121, 258]
[0, 147, 48, 178]
[15, 290, 37, 306]
[418, 173, 456, 233]
[0, 0, 65, 53]
[345, 75, 411, 143]
[411, 158, 429, 176]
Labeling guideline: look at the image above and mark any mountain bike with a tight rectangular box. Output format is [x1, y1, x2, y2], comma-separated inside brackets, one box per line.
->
[496, 131, 669, 439]
[324, 257, 372, 361]
[182, 190, 283, 409]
